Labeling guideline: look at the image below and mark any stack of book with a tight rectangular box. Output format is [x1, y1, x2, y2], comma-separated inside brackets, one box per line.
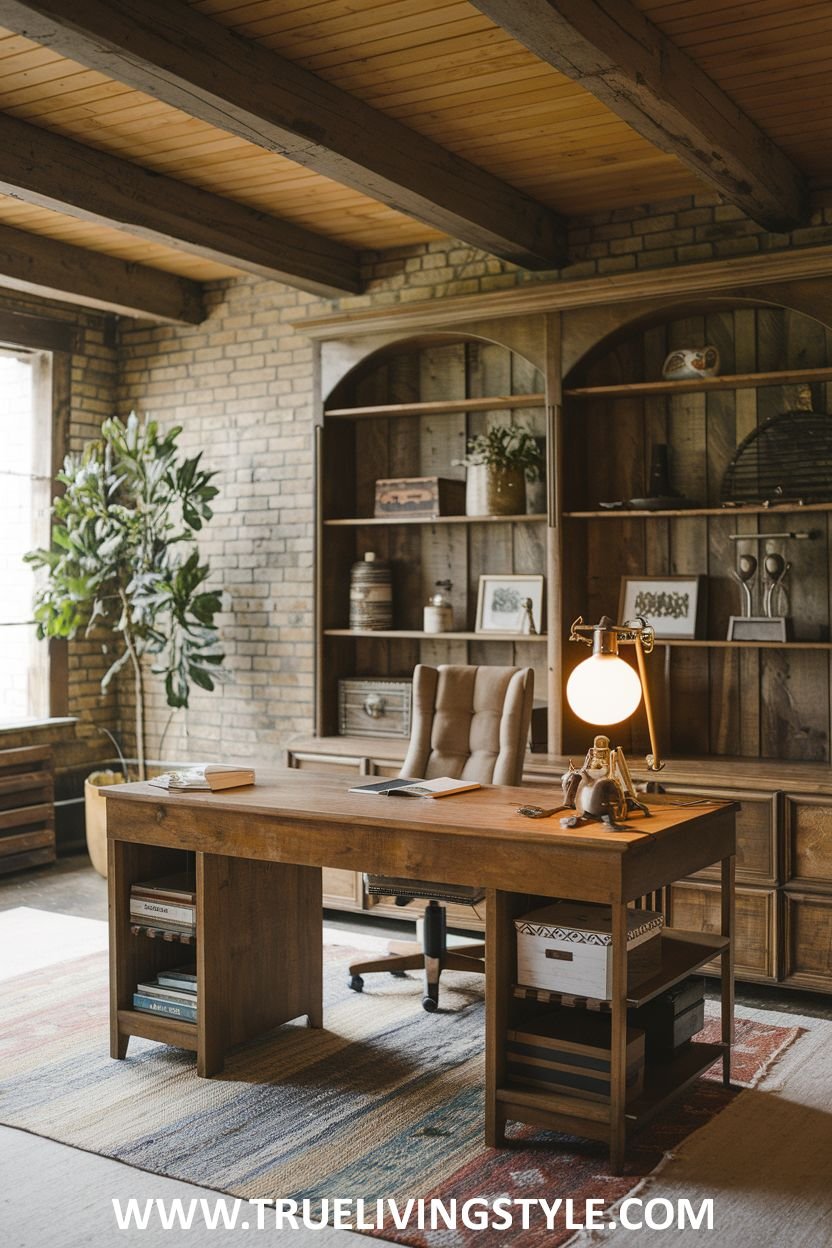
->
[133, 966, 197, 1022]
[130, 873, 196, 941]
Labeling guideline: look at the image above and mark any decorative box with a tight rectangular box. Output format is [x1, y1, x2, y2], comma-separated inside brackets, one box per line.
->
[629, 976, 705, 1060]
[338, 678, 412, 738]
[506, 1011, 645, 1104]
[374, 476, 466, 518]
[515, 902, 664, 1001]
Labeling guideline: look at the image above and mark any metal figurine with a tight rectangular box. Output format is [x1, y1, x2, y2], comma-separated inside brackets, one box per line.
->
[763, 552, 790, 618]
[520, 596, 538, 635]
[731, 552, 757, 617]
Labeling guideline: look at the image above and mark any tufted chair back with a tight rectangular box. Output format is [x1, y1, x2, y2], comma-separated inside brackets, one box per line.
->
[401, 664, 534, 786]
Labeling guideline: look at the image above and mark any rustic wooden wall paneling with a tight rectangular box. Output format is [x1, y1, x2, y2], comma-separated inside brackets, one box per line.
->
[418, 342, 468, 667]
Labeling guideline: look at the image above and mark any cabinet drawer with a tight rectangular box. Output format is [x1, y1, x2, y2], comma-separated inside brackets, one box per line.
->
[783, 891, 832, 991]
[668, 881, 778, 982]
[322, 869, 363, 911]
[369, 761, 405, 779]
[785, 797, 832, 889]
[663, 787, 779, 885]
[287, 751, 363, 776]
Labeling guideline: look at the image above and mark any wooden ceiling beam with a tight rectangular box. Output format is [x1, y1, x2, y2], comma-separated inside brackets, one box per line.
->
[0, 113, 359, 298]
[469, 0, 809, 233]
[0, 220, 204, 323]
[0, 0, 567, 269]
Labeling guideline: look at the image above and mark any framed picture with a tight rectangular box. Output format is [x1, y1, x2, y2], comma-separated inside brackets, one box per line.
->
[618, 574, 705, 640]
[475, 574, 545, 635]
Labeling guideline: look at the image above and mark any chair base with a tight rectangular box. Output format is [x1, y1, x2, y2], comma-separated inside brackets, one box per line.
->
[347, 899, 485, 1011]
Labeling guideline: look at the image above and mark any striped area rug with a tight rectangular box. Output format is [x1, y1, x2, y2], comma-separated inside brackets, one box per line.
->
[0, 944, 803, 1248]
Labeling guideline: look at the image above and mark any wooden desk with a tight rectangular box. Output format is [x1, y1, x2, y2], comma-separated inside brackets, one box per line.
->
[105, 771, 735, 1172]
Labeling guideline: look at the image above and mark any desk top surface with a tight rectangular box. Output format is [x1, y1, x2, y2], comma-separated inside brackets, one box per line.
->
[105, 768, 734, 856]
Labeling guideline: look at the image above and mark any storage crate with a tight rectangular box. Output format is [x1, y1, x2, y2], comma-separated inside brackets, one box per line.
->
[515, 901, 663, 1000]
[506, 1011, 645, 1103]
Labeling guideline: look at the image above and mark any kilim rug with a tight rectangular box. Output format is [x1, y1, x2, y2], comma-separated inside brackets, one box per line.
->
[0, 942, 803, 1248]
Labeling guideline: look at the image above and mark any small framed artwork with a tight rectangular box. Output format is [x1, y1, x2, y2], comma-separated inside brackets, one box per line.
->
[619, 574, 705, 640]
[476, 574, 545, 635]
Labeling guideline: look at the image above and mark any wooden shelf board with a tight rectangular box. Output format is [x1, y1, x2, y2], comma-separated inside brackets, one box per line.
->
[654, 640, 832, 650]
[627, 929, 729, 1007]
[564, 502, 832, 519]
[130, 922, 195, 944]
[325, 394, 545, 419]
[496, 1083, 611, 1125]
[324, 629, 548, 642]
[117, 1007, 198, 1051]
[325, 513, 546, 527]
[564, 367, 832, 399]
[626, 1042, 726, 1127]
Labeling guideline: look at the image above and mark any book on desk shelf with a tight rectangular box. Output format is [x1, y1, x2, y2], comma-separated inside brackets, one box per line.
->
[349, 776, 481, 798]
[148, 764, 255, 792]
[130, 873, 196, 929]
[133, 970, 198, 1022]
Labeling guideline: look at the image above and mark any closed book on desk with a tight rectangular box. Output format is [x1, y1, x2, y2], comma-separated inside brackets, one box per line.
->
[149, 764, 255, 792]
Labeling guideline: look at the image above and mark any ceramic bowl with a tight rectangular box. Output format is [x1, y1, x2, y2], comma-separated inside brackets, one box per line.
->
[662, 346, 720, 380]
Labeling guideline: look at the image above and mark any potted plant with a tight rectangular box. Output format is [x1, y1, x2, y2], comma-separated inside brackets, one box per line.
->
[457, 423, 544, 516]
[26, 413, 225, 875]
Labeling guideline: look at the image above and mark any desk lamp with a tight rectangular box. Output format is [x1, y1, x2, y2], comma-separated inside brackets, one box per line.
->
[564, 616, 664, 824]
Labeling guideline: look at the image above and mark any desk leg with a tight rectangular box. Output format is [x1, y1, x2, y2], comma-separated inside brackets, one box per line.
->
[609, 901, 628, 1175]
[721, 853, 736, 1087]
[485, 890, 509, 1148]
[196, 854, 323, 1077]
[108, 838, 130, 1060]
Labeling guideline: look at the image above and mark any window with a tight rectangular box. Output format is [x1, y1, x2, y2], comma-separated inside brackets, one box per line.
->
[0, 348, 52, 725]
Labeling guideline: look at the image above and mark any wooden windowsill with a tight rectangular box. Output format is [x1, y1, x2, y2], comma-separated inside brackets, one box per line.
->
[0, 716, 78, 736]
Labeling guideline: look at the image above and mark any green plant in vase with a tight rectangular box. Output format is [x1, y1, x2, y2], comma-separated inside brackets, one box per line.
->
[25, 413, 226, 783]
[458, 423, 544, 516]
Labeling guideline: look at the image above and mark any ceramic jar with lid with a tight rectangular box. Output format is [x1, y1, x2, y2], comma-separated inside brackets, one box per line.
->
[423, 589, 453, 633]
[349, 552, 393, 630]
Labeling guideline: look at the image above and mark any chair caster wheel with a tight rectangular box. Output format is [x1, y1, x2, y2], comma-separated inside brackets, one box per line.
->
[348, 975, 364, 992]
[422, 994, 438, 1012]
[390, 970, 408, 978]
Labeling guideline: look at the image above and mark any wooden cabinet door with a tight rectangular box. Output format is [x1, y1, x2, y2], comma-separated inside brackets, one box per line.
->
[663, 786, 779, 886]
[322, 869, 364, 912]
[669, 880, 778, 982]
[785, 796, 832, 889]
[783, 891, 832, 991]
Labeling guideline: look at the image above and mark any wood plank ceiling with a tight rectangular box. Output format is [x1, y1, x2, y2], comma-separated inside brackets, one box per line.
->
[0, 0, 828, 318]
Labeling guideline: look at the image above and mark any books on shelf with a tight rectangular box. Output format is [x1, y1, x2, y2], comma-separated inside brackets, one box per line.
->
[133, 964, 197, 1023]
[130, 873, 196, 937]
[349, 776, 481, 798]
[148, 764, 255, 792]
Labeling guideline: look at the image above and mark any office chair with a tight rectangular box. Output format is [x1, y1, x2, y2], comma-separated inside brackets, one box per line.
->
[347, 662, 534, 1012]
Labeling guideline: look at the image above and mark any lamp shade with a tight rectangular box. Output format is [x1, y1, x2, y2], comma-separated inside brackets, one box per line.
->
[566, 653, 643, 726]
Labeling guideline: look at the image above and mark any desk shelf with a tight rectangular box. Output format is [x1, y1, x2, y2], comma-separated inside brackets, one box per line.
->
[627, 929, 729, 1006]
[117, 1007, 198, 1052]
[626, 1041, 726, 1127]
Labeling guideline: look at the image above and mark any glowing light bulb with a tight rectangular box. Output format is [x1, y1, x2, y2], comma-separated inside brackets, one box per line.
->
[566, 653, 643, 726]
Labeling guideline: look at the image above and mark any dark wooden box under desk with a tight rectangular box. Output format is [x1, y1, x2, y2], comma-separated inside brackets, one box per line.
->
[104, 772, 736, 1173]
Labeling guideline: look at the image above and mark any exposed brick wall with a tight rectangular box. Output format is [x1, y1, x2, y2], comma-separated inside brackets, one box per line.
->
[112, 192, 832, 766]
[0, 289, 119, 845]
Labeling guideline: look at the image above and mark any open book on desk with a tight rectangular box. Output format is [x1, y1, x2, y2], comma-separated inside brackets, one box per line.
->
[348, 776, 481, 798]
